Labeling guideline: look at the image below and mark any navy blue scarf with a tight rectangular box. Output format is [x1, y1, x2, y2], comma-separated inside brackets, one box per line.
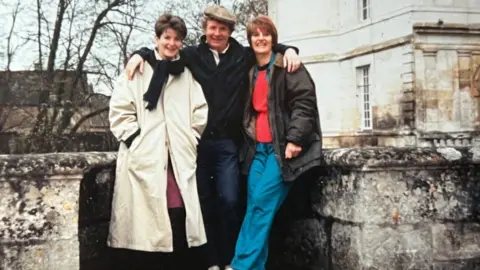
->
[143, 49, 185, 110]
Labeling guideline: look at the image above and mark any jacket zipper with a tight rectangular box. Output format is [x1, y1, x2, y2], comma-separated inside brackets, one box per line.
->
[245, 82, 257, 147]
[267, 66, 283, 168]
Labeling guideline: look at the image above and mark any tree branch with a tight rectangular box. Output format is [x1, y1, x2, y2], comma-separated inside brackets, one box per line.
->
[69, 105, 109, 134]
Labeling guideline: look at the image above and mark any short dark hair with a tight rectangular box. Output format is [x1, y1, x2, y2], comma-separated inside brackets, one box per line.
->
[202, 16, 235, 33]
[155, 14, 187, 40]
[246, 15, 278, 47]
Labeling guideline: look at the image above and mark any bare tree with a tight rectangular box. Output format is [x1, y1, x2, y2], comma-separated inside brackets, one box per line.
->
[233, 0, 267, 28]
[47, 0, 72, 73]
[163, 0, 208, 46]
[0, 0, 269, 153]
[0, 0, 31, 136]
[0, 0, 155, 152]
[5, 0, 27, 71]
[162, 0, 269, 46]
[232, 0, 268, 43]
[36, 0, 44, 70]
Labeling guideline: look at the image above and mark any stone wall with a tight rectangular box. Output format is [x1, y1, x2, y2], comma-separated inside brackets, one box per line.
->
[0, 132, 118, 154]
[0, 152, 116, 270]
[269, 147, 480, 270]
[1, 148, 480, 269]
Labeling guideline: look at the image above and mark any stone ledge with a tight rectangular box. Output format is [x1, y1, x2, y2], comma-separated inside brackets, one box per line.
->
[0, 152, 116, 178]
[414, 23, 480, 35]
[323, 147, 478, 170]
[0, 148, 477, 178]
[0, 148, 479, 269]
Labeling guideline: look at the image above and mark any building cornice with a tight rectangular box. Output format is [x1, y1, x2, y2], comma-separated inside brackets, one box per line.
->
[413, 23, 480, 35]
[280, 5, 480, 43]
[302, 35, 413, 64]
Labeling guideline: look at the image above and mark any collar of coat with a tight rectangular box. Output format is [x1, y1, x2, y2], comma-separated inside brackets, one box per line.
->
[248, 52, 284, 81]
[198, 35, 243, 53]
[143, 48, 185, 111]
[272, 52, 284, 67]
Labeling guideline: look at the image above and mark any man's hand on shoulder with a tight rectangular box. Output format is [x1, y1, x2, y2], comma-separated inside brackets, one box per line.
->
[283, 48, 301, 73]
[125, 54, 145, 81]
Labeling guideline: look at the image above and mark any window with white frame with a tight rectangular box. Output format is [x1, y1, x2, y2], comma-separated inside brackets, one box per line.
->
[359, 0, 370, 20]
[356, 65, 372, 130]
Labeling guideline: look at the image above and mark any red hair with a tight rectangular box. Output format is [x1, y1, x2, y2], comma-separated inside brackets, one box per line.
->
[246, 15, 278, 47]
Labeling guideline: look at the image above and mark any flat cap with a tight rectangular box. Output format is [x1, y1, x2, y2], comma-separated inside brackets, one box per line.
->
[204, 5, 237, 25]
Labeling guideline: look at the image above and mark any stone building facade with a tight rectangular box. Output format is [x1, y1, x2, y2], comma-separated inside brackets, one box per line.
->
[268, 0, 480, 148]
[0, 70, 113, 153]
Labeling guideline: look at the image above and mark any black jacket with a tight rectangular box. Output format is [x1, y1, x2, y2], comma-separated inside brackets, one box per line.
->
[241, 53, 322, 182]
[133, 37, 297, 142]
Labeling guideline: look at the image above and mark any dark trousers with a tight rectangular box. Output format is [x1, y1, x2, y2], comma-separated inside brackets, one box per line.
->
[110, 208, 201, 270]
[197, 139, 240, 267]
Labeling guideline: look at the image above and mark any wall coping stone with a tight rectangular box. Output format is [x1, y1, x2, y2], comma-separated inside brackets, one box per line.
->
[0, 146, 479, 178]
[0, 152, 117, 178]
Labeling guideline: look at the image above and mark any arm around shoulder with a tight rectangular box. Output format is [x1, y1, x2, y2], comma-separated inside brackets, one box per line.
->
[131, 47, 153, 59]
[273, 43, 299, 55]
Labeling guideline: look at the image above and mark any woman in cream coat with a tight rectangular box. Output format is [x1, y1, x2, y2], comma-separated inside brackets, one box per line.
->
[108, 14, 208, 269]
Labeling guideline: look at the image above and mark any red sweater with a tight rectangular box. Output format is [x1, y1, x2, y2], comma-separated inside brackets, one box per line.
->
[252, 68, 273, 143]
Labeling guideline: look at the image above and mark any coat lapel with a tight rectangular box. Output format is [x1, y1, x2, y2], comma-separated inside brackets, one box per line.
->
[165, 74, 175, 89]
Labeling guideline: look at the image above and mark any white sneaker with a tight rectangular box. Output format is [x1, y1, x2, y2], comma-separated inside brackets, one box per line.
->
[208, 266, 221, 270]
[225, 266, 234, 270]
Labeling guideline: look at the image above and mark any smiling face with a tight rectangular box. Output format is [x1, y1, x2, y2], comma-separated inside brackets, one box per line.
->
[246, 15, 278, 55]
[155, 28, 183, 60]
[250, 28, 273, 56]
[204, 19, 232, 52]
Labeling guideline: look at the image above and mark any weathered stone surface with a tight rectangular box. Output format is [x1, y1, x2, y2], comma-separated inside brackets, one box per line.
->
[0, 152, 116, 177]
[437, 148, 463, 161]
[331, 223, 362, 270]
[2, 148, 480, 269]
[314, 148, 480, 224]
[362, 224, 433, 269]
[0, 178, 79, 243]
[432, 169, 480, 221]
[432, 258, 480, 270]
[312, 147, 480, 269]
[315, 169, 362, 222]
[1, 243, 49, 270]
[269, 219, 329, 270]
[322, 147, 475, 169]
[432, 223, 480, 261]
[317, 170, 436, 224]
[0, 239, 78, 270]
[0, 152, 116, 270]
[47, 238, 79, 269]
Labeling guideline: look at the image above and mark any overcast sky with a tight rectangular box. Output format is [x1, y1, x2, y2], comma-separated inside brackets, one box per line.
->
[0, 0, 237, 95]
[0, 0, 235, 71]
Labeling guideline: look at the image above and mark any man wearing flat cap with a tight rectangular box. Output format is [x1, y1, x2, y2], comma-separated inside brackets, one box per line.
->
[124, 5, 301, 270]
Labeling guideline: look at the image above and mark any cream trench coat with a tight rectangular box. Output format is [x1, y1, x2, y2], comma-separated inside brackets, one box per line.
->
[107, 53, 208, 252]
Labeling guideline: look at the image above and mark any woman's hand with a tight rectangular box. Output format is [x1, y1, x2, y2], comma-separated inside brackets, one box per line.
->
[285, 142, 302, 159]
[125, 54, 145, 80]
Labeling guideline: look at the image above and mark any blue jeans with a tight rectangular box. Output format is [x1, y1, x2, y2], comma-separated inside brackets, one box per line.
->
[197, 139, 240, 267]
[231, 143, 291, 270]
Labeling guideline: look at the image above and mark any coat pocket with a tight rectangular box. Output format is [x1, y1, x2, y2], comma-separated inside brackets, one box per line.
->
[128, 134, 142, 153]
[116, 143, 129, 173]
[286, 139, 322, 171]
[128, 158, 163, 198]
